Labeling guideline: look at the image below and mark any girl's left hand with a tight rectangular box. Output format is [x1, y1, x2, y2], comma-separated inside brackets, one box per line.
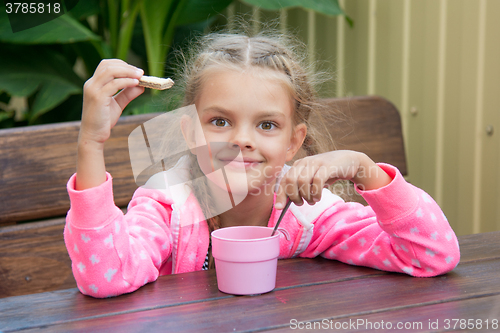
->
[275, 150, 392, 209]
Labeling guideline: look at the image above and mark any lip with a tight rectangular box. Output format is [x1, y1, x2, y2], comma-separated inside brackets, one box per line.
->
[219, 158, 262, 170]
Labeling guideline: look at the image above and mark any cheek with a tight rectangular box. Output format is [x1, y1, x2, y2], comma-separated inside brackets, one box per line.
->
[259, 137, 289, 159]
[194, 128, 207, 146]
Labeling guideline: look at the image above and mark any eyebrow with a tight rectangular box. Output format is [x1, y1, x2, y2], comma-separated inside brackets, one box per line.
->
[202, 106, 287, 120]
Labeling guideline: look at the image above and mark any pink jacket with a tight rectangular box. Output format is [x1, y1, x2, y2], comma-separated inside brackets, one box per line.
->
[64, 163, 460, 298]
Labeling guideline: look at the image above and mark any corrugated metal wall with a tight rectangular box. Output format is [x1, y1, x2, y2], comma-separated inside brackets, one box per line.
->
[228, 0, 500, 236]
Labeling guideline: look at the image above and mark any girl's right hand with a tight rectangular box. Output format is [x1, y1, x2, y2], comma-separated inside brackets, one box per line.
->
[79, 59, 145, 145]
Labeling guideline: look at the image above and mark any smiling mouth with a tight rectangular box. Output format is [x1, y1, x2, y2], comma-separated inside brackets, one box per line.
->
[219, 159, 262, 169]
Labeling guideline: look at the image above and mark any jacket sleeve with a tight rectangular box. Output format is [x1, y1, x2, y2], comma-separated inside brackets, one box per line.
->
[64, 173, 174, 298]
[299, 164, 460, 277]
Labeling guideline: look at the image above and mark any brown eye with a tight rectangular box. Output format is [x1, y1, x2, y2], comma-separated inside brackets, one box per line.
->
[212, 119, 227, 127]
[260, 122, 275, 130]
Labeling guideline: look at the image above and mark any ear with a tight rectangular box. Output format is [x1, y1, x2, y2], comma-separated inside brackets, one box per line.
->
[180, 115, 197, 155]
[285, 123, 307, 162]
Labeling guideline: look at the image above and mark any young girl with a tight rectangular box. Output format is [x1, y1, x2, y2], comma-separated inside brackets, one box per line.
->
[65, 32, 460, 298]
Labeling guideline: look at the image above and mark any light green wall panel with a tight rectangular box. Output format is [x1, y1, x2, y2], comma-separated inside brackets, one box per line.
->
[480, 0, 500, 233]
[228, 0, 500, 235]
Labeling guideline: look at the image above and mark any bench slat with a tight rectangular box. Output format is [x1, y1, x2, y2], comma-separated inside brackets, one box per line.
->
[0, 113, 160, 225]
[320, 96, 407, 174]
[0, 218, 75, 297]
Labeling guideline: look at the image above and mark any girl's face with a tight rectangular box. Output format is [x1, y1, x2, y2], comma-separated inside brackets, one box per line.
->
[187, 68, 306, 198]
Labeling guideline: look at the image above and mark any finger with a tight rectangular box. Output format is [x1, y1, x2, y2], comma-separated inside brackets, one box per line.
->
[286, 163, 306, 206]
[275, 164, 295, 209]
[275, 178, 287, 210]
[310, 165, 328, 202]
[114, 85, 145, 110]
[324, 177, 342, 196]
[297, 171, 312, 205]
[325, 177, 340, 187]
[94, 61, 144, 88]
[297, 161, 319, 205]
[95, 58, 140, 74]
[102, 78, 141, 97]
[96, 58, 128, 69]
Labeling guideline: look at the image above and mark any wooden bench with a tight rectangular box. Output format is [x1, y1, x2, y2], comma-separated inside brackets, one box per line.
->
[0, 96, 406, 298]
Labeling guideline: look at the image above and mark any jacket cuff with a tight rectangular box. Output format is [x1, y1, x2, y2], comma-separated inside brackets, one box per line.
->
[356, 163, 419, 224]
[66, 172, 122, 229]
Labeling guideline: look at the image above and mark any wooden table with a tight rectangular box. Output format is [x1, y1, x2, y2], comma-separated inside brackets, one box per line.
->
[1, 231, 499, 332]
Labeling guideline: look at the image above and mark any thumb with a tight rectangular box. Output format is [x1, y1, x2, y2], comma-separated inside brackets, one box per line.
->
[275, 179, 287, 210]
[114, 85, 145, 110]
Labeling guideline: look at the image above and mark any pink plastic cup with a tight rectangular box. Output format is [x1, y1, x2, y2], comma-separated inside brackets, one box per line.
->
[211, 226, 280, 295]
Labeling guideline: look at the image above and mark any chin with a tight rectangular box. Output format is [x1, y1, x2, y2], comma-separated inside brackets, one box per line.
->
[204, 169, 249, 203]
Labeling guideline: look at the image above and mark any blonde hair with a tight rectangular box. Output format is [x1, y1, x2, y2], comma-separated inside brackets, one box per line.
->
[178, 31, 335, 156]
[162, 30, 341, 244]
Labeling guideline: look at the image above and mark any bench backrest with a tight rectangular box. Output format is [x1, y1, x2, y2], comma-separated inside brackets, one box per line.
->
[0, 95, 406, 226]
[318, 96, 407, 174]
[0, 114, 154, 225]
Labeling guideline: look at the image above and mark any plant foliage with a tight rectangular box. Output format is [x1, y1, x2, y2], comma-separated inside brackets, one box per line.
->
[0, 0, 348, 128]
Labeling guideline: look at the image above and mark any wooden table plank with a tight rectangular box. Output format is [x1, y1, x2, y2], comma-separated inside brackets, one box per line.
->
[456, 230, 500, 263]
[1, 232, 498, 332]
[7, 257, 500, 333]
[0, 259, 385, 332]
[269, 294, 500, 332]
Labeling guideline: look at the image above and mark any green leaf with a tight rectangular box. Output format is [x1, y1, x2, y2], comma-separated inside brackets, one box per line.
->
[0, 110, 15, 122]
[0, 76, 41, 97]
[30, 79, 81, 122]
[140, 0, 174, 76]
[175, 0, 234, 26]
[0, 45, 83, 122]
[123, 90, 183, 115]
[72, 41, 106, 78]
[116, 0, 142, 60]
[67, 0, 101, 21]
[123, 94, 165, 115]
[241, 0, 352, 26]
[0, 8, 100, 44]
[241, 0, 343, 14]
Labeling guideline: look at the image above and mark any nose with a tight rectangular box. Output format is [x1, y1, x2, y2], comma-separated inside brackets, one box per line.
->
[229, 124, 255, 150]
